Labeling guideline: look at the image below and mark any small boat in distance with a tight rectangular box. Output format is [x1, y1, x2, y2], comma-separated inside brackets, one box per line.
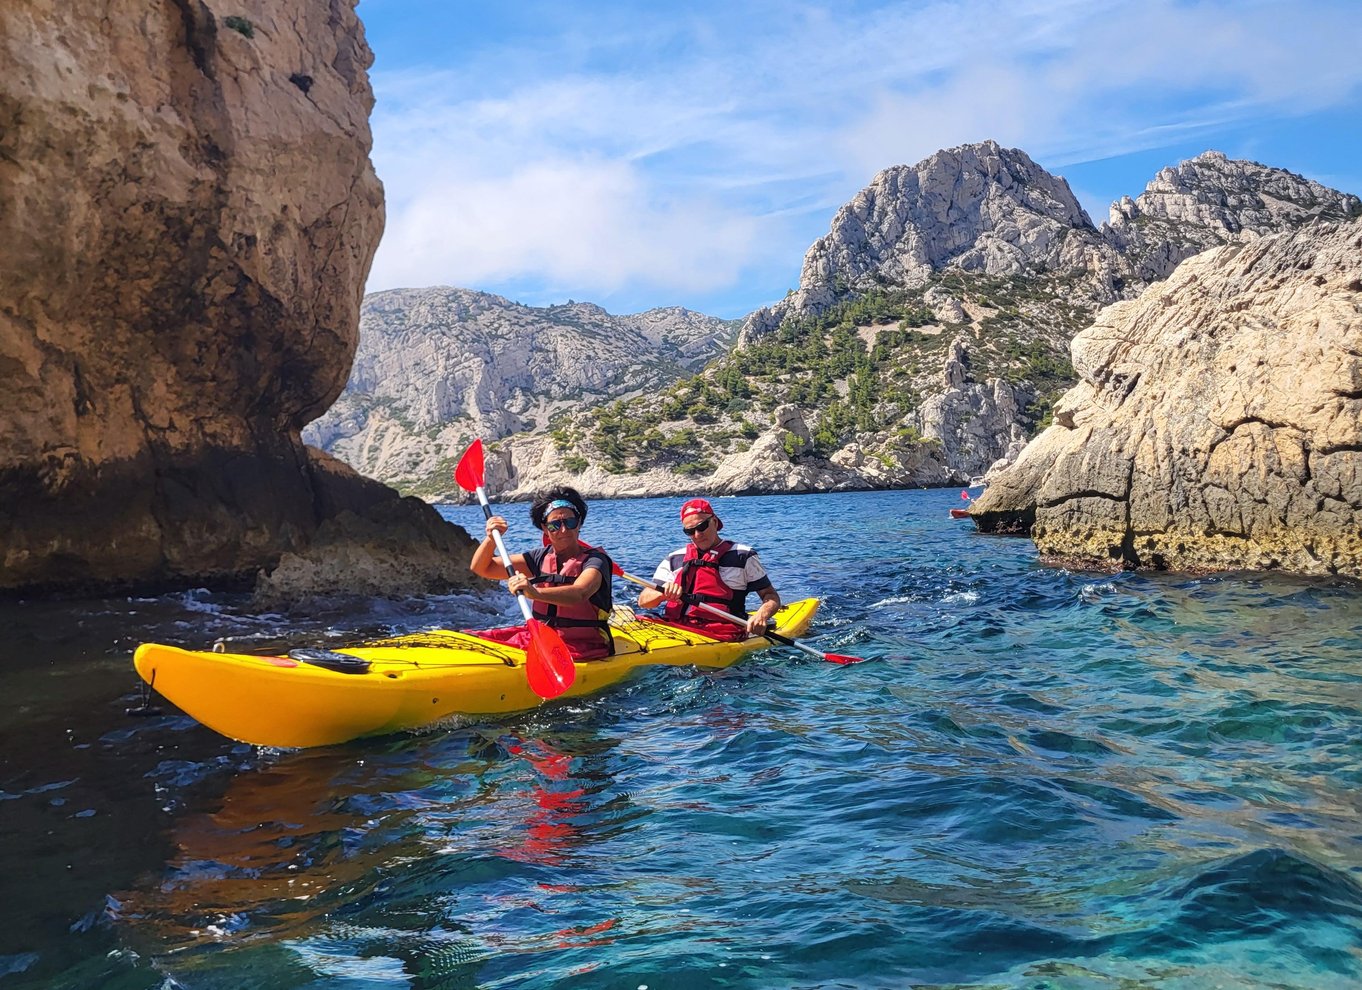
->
[949, 476, 987, 520]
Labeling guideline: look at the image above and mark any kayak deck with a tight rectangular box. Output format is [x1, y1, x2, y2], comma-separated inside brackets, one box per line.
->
[133, 598, 820, 748]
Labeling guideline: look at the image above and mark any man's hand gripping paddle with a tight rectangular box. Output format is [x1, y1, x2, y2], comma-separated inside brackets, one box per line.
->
[611, 563, 867, 665]
[454, 439, 576, 699]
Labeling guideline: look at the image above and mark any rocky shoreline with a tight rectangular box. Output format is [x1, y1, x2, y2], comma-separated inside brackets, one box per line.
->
[972, 219, 1362, 580]
[4, 5, 1360, 599]
[0, 1, 477, 601]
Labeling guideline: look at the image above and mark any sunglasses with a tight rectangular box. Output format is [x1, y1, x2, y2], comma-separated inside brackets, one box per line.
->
[682, 517, 713, 536]
[544, 516, 580, 533]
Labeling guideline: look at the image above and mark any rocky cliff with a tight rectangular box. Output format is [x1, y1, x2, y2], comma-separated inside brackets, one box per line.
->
[303, 288, 738, 494]
[745, 145, 1360, 339]
[0, 0, 474, 597]
[1106, 150, 1361, 284]
[971, 219, 1362, 578]
[744, 142, 1117, 337]
[301, 141, 1357, 508]
[485, 144, 1354, 501]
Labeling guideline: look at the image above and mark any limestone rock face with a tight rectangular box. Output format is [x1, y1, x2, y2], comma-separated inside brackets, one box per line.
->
[304, 287, 737, 490]
[252, 477, 478, 606]
[803, 141, 1100, 290]
[918, 368, 1033, 480]
[1106, 151, 1362, 284]
[0, 0, 454, 595]
[741, 141, 1119, 341]
[973, 220, 1362, 578]
[739, 144, 1360, 346]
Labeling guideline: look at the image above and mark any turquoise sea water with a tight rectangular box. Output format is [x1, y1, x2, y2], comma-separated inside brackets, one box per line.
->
[1, 489, 1360, 989]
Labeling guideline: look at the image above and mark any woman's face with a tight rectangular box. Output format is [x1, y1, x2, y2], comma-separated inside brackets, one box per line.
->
[543, 506, 581, 550]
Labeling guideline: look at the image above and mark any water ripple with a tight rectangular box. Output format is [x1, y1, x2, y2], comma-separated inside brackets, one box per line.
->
[2, 490, 1360, 988]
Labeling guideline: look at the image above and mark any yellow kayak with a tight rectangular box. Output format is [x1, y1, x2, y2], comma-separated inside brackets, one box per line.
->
[132, 598, 819, 748]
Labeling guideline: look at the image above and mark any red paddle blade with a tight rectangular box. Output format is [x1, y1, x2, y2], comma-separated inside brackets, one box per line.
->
[524, 619, 576, 698]
[823, 652, 870, 665]
[453, 439, 485, 492]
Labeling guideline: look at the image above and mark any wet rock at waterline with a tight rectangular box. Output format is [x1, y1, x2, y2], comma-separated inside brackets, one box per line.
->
[0, 2, 474, 597]
[973, 219, 1362, 579]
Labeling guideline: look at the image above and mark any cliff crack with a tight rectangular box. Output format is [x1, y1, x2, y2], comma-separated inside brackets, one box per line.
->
[1040, 489, 1126, 510]
[170, 0, 216, 79]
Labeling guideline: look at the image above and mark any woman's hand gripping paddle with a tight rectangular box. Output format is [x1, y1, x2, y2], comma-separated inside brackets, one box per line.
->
[611, 563, 867, 665]
[454, 439, 576, 699]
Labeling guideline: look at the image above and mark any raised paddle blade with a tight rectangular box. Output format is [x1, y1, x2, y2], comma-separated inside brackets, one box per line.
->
[524, 619, 576, 699]
[454, 439, 485, 492]
[457, 444, 573, 697]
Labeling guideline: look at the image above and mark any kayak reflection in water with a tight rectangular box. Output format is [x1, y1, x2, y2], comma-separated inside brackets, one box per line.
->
[636, 497, 781, 641]
[470, 486, 616, 660]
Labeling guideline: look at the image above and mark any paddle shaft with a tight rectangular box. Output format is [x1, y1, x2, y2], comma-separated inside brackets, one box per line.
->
[473, 485, 533, 621]
[452, 437, 578, 697]
[618, 569, 831, 663]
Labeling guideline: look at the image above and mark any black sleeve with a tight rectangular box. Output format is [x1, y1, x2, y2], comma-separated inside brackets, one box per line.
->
[521, 545, 547, 578]
[583, 547, 612, 578]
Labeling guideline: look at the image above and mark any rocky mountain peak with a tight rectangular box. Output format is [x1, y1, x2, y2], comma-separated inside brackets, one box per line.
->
[743, 140, 1113, 339]
[801, 140, 1096, 298]
[1104, 151, 1362, 283]
[744, 145, 1359, 342]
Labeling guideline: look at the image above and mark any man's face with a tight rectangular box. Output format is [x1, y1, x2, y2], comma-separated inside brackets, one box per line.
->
[682, 512, 718, 551]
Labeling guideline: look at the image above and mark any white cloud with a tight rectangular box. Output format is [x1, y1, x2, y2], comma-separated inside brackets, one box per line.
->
[368, 157, 762, 302]
[361, 0, 1362, 310]
[834, 0, 1362, 175]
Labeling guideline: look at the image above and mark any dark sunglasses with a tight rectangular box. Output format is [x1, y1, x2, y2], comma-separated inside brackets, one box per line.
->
[682, 517, 713, 536]
[544, 516, 580, 533]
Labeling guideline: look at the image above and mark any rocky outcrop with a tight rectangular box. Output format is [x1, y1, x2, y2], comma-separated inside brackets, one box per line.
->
[741, 141, 1122, 340]
[741, 144, 1361, 344]
[252, 455, 478, 606]
[806, 141, 1100, 286]
[304, 287, 738, 491]
[1105, 151, 1362, 285]
[919, 342, 1033, 476]
[0, 1, 475, 597]
[972, 219, 1362, 578]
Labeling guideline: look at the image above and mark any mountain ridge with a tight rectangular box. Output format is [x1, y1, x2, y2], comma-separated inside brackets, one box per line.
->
[303, 287, 740, 488]
[305, 143, 1360, 502]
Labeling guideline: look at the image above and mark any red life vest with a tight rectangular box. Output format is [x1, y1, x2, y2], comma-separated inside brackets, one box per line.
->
[663, 540, 750, 640]
[530, 545, 614, 659]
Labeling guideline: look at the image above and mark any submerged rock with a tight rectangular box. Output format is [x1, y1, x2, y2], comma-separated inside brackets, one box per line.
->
[252, 454, 478, 607]
[973, 219, 1362, 578]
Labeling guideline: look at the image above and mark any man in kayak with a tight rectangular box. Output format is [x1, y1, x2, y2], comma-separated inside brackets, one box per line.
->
[637, 497, 781, 640]
[471, 487, 615, 659]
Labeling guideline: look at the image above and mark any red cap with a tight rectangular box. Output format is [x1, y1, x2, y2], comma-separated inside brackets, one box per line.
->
[679, 498, 722, 531]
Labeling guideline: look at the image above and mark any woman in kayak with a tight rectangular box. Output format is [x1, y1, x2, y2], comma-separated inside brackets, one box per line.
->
[470, 486, 615, 659]
[637, 497, 781, 640]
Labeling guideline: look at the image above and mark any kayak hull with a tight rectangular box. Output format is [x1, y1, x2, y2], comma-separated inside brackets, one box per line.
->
[133, 598, 820, 748]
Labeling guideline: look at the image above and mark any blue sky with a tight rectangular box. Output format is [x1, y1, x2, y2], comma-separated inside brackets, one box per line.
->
[356, 0, 1362, 320]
